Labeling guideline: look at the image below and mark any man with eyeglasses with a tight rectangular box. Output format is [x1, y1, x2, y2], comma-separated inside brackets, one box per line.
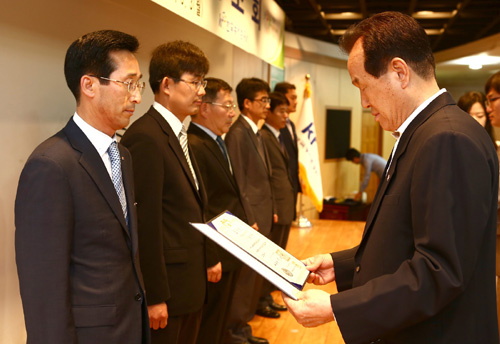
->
[15, 30, 149, 344]
[121, 41, 212, 344]
[224, 77, 277, 344]
[187, 77, 256, 344]
[259, 91, 295, 316]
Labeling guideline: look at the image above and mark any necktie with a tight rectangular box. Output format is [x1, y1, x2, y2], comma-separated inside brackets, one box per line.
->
[108, 141, 128, 224]
[256, 131, 268, 170]
[216, 136, 232, 173]
[179, 125, 199, 189]
[278, 133, 286, 154]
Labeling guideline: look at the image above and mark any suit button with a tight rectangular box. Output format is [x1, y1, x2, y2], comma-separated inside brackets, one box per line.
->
[134, 293, 142, 302]
[355, 265, 361, 273]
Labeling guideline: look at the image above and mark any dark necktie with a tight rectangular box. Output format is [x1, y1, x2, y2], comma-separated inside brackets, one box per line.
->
[278, 133, 286, 154]
[216, 136, 232, 173]
[108, 141, 128, 225]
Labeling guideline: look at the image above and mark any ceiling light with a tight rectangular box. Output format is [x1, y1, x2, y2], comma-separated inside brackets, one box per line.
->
[324, 12, 363, 20]
[330, 29, 347, 35]
[469, 63, 483, 70]
[442, 53, 500, 69]
[413, 11, 455, 19]
[425, 28, 444, 35]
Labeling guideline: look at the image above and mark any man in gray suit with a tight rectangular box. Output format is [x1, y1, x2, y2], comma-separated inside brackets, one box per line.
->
[224, 77, 276, 344]
[15, 30, 149, 344]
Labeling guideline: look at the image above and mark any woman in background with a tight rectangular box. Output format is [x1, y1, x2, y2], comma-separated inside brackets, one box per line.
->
[458, 91, 495, 144]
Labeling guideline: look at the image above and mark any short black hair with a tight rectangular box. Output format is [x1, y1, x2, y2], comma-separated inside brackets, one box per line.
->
[345, 148, 361, 161]
[274, 82, 296, 95]
[339, 11, 435, 80]
[269, 92, 289, 112]
[235, 78, 270, 111]
[64, 30, 139, 103]
[149, 40, 209, 94]
[202, 77, 232, 103]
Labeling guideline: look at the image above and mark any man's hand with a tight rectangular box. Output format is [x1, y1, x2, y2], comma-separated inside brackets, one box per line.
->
[273, 214, 279, 223]
[303, 254, 335, 285]
[207, 262, 222, 283]
[251, 222, 259, 231]
[282, 289, 335, 327]
[148, 302, 168, 330]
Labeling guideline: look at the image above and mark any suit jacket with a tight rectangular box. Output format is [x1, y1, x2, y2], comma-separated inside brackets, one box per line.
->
[188, 123, 251, 271]
[121, 106, 207, 316]
[225, 115, 274, 236]
[15, 118, 148, 344]
[280, 119, 301, 195]
[261, 126, 295, 225]
[331, 93, 499, 344]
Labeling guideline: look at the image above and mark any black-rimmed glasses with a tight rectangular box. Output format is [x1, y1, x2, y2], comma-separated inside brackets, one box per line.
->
[89, 75, 145, 94]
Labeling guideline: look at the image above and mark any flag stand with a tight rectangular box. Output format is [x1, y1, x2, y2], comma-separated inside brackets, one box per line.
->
[292, 193, 312, 228]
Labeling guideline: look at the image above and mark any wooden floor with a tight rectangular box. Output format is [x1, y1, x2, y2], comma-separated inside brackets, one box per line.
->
[249, 219, 365, 344]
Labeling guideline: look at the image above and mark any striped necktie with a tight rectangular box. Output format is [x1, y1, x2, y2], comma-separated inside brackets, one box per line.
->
[179, 125, 199, 189]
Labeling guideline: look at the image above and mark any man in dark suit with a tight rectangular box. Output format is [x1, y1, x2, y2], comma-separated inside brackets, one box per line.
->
[224, 77, 276, 344]
[189, 77, 261, 344]
[284, 12, 499, 344]
[259, 91, 296, 314]
[274, 82, 300, 217]
[15, 30, 149, 344]
[121, 41, 215, 344]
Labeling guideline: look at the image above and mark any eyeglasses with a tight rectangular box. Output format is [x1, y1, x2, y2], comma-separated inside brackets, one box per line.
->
[486, 96, 500, 108]
[89, 75, 145, 94]
[168, 77, 207, 92]
[204, 102, 237, 111]
[252, 97, 271, 104]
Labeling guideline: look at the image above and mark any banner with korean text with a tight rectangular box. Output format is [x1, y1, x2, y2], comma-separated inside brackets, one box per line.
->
[297, 79, 323, 213]
[150, 0, 285, 69]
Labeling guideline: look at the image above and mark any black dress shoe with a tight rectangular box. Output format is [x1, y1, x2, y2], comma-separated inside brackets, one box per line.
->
[255, 306, 280, 318]
[269, 300, 287, 311]
[248, 335, 269, 344]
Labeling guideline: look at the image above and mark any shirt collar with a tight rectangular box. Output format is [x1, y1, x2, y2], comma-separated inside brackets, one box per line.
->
[264, 123, 280, 139]
[392, 88, 447, 140]
[191, 122, 217, 141]
[153, 101, 184, 137]
[73, 112, 116, 157]
[241, 114, 259, 134]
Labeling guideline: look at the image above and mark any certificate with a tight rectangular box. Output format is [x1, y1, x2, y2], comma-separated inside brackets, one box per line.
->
[190, 211, 309, 300]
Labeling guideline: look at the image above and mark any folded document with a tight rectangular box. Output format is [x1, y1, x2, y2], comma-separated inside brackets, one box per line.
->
[190, 211, 309, 300]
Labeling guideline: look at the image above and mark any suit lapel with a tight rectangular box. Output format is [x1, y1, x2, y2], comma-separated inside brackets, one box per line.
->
[362, 92, 455, 238]
[238, 117, 268, 170]
[148, 107, 202, 201]
[63, 119, 130, 239]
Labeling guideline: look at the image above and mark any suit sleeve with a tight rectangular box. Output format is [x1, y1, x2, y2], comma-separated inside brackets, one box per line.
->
[15, 156, 77, 343]
[331, 131, 497, 342]
[225, 128, 256, 226]
[121, 131, 171, 305]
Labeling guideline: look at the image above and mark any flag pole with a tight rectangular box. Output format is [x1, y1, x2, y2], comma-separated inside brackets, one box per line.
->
[293, 192, 312, 228]
[293, 74, 313, 229]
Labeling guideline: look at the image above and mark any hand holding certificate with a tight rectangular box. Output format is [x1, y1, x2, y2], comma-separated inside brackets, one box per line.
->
[190, 211, 309, 300]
